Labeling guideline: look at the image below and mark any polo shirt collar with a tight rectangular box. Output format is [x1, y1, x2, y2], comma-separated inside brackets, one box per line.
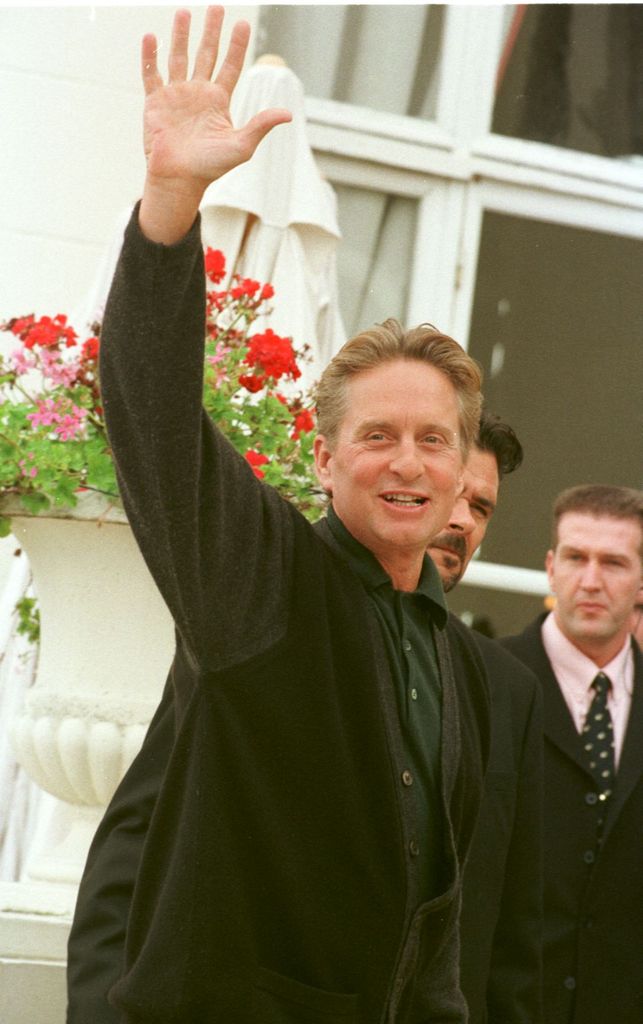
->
[325, 504, 448, 628]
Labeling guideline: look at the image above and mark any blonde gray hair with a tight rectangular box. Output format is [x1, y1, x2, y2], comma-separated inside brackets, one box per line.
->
[315, 318, 483, 457]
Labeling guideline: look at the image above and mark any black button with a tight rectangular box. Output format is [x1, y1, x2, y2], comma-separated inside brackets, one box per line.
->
[583, 849, 595, 865]
[585, 792, 598, 805]
[564, 976, 576, 991]
[583, 917, 593, 929]
[409, 839, 420, 857]
[401, 770, 414, 787]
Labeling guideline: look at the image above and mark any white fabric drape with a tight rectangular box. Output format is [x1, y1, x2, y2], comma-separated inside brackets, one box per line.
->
[199, 60, 346, 392]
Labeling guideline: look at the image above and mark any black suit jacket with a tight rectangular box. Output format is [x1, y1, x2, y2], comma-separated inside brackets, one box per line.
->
[448, 617, 543, 1024]
[501, 615, 643, 1024]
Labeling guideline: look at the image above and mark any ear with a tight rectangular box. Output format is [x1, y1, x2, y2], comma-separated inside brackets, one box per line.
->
[545, 548, 555, 591]
[313, 435, 333, 495]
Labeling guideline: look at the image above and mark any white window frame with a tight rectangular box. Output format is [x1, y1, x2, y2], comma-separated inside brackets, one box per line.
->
[250, 3, 643, 600]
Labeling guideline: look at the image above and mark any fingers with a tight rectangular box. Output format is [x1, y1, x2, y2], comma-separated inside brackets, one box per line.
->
[142, 7, 255, 94]
[141, 34, 163, 95]
[215, 19, 251, 99]
[168, 8, 191, 82]
[192, 5, 224, 81]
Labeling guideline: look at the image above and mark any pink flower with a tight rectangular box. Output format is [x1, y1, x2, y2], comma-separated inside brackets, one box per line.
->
[39, 348, 82, 387]
[27, 398, 87, 439]
[54, 405, 88, 441]
[18, 453, 38, 479]
[27, 398, 62, 428]
[10, 347, 37, 375]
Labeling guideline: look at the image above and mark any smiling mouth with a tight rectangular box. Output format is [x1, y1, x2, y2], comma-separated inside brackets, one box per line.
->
[382, 494, 427, 506]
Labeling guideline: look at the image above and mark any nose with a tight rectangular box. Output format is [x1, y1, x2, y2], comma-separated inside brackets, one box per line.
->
[579, 559, 602, 590]
[448, 496, 476, 536]
[389, 439, 424, 481]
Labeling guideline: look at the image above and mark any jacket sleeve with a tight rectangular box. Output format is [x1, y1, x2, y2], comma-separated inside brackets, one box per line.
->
[486, 671, 544, 1024]
[98, 205, 294, 675]
[66, 680, 174, 1024]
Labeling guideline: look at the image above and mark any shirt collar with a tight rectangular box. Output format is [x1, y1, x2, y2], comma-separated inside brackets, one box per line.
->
[325, 504, 448, 628]
[542, 610, 634, 697]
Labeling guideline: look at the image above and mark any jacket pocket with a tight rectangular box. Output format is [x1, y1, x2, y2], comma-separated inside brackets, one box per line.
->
[254, 966, 358, 1023]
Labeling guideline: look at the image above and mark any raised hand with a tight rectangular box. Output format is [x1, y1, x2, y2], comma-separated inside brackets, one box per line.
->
[139, 6, 292, 244]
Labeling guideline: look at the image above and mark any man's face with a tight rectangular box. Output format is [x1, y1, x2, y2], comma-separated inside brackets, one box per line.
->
[314, 358, 463, 582]
[546, 512, 643, 658]
[428, 447, 499, 592]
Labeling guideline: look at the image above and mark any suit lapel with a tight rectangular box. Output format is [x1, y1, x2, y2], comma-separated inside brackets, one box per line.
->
[520, 618, 593, 776]
[603, 644, 643, 837]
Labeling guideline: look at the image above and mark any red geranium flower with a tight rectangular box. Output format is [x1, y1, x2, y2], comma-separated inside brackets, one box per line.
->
[238, 373, 266, 393]
[81, 336, 100, 361]
[11, 314, 78, 351]
[244, 449, 270, 479]
[204, 248, 226, 284]
[291, 408, 315, 438]
[244, 329, 301, 382]
[230, 277, 261, 301]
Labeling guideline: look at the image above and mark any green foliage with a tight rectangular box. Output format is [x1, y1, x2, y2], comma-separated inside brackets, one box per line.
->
[14, 595, 40, 645]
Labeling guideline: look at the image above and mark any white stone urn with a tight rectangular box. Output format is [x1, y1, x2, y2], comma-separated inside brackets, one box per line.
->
[3, 492, 174, 885]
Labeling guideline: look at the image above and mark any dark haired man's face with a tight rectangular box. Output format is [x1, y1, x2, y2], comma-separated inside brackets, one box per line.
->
[428, 447, 499, 592]
[546, 512, 642, 660]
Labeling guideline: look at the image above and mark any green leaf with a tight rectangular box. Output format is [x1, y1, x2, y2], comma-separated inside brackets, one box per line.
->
[19, 491, 51, 515]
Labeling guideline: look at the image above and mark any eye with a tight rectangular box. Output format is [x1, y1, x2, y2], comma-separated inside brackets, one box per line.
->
[471, 503, 491, 521]
[423, 433, 446, 447]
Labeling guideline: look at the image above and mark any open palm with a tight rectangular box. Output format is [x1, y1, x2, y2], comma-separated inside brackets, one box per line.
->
[142, 7, 291, 187]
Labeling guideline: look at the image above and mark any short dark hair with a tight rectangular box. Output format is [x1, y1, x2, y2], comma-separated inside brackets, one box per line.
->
[476, 410, 523, 479]
[551, 484, 643, 553]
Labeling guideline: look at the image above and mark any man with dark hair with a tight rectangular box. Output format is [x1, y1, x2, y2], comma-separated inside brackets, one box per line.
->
[429, 413, 544, 1024]
[501, 484, 643, 1024]
[66, 9, 490, 1023]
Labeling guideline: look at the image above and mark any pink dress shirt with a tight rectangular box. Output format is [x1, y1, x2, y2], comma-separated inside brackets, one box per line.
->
[541, 611, 634, 769]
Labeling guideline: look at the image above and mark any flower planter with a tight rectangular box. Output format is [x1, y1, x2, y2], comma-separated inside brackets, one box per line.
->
[2, 493, 174, 884]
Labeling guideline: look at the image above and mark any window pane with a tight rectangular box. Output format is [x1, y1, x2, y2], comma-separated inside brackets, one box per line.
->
[332, 185, 418, 336]
[493, 4, 643, 160]
[448, 210, 643, 636]
[256, 5, 445, 120]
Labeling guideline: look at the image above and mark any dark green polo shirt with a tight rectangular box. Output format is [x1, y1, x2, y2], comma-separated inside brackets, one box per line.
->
[326, 505, 448, 900]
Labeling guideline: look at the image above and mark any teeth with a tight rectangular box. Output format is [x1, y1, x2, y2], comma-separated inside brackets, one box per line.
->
[384, 495, 425, 505]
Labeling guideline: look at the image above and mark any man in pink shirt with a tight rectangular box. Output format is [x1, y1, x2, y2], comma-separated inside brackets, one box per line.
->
[501, 484, 643, 1024]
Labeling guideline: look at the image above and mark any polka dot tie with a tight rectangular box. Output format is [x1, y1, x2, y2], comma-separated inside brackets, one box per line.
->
[582, 672, 615, 800]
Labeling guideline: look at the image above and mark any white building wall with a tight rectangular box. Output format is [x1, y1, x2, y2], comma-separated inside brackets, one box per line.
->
[0, 5, 258, 325]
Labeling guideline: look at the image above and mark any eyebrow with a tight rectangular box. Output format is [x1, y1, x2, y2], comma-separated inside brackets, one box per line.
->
[559, 544, 631, 561]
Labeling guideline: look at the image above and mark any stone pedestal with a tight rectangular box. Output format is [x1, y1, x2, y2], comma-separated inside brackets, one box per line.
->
[0, 881, 73, 1024]
[4, 494, 174, 885]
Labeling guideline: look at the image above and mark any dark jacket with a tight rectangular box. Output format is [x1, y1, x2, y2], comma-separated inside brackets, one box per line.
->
[448, 618, 543, 1024]
[501, 615, 643, 1024]
[69, 207, 490, 1024]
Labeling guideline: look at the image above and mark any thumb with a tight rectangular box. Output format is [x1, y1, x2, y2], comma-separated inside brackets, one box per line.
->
[236, 107, 292, 160]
